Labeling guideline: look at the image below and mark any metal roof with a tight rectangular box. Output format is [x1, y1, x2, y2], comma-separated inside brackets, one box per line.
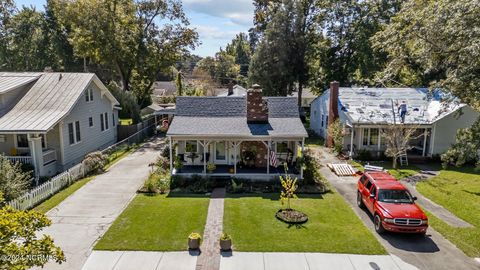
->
[0, 72, 42, 94]
[0, 72, 119, 133]
[335, 87, 464, 125]
[168, 96, 306, 138]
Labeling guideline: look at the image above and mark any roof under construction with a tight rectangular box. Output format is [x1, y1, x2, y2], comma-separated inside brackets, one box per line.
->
[336, 87, 464, 125]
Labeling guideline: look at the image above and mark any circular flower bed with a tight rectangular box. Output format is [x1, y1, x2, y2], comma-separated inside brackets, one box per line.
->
[275, 209, 308, 224]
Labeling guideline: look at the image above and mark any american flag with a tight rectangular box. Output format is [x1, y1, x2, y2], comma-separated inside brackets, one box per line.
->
[161, 119, 169, 129]
[270, 150, 277, 167]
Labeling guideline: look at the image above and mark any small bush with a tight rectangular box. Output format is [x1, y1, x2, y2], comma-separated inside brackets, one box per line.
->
[155, 156, 169, 172]
[162, 146, 171, 159]
[356, 149, 372, 161]
[83, 151, 108, 173]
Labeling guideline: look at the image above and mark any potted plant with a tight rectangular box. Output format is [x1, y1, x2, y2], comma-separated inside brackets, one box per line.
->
[174, 156, 183, 172]
[188, 232, 202, 250]
[219, 233, 232, 251]
[207, 162, 216, 173]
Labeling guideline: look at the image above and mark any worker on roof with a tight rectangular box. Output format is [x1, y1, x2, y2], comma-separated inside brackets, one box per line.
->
[398, 100, 407, 123]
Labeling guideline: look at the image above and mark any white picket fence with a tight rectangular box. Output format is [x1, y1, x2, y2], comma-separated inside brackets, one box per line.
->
[6, 122, 157, 211]
[8, 163, 87, 211]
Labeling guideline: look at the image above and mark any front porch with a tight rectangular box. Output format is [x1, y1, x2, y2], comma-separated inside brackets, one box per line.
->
[0, 132, 59, 178]
[169, 138, 305, 179]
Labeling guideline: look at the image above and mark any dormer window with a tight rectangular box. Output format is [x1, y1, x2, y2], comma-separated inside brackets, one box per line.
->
[85, 87, 93, 102]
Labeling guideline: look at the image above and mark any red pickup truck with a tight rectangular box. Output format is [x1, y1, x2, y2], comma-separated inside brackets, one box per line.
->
[357, 171, 428, 234]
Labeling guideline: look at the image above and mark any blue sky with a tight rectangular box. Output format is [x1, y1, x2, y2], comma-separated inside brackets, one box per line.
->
[14, 0, 254, 57]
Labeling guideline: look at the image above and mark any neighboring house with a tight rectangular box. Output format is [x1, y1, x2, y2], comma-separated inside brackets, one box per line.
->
[152, 81, 176, 97]
[0, 72, 120, 177]
[167, 85, 308, 179]
[290, 87, 317, 108]
[310, 82, 479, 157]
[216, 84, 247, 97]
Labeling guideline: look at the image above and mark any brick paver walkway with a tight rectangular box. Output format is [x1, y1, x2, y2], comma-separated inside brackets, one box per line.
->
[195, 188, 226, 270]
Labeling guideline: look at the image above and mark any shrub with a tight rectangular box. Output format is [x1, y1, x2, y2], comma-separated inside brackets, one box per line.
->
[162, 146, 171, 158]
[301, 149, 328, 190]
[83, 151, 108, 173]
[279, 164, 298, 209]
[108, 83, 141, 124]
[356, 149, 372, 161]
[158, 178, 170, 194]
[230, 179, 244, 193]
[0, 155, 31, 201]
[155, 156, 169, 172]
[327, 119, 344, 155]
[174, 156, 183, 170]
[144, 175, 159, 193]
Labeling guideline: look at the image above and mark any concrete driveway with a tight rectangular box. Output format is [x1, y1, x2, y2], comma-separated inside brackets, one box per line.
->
[37, 137, 165, 270]
[316, 148, 480, 270]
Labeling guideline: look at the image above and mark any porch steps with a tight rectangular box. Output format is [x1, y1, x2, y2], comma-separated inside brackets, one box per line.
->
[327, 163, 357, 176]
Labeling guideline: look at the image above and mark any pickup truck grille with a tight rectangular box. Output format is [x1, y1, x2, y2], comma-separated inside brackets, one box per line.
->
[394, 218, 422, 226]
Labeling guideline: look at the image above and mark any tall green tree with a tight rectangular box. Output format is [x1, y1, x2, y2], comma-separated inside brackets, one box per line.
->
[249, 0, 316, 103]
[52, 0, 198, 108]
[225, 33, 251, 76]
[175, 71, 183, 96]
[373, 0, 480, 107]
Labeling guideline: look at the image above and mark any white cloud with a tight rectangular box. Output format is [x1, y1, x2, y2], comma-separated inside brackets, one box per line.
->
[194, 25, 241, 40]
[183, 0, 254, 26]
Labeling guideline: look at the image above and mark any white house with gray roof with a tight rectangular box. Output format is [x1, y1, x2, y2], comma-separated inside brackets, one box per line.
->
[310, 82, 479, 158]
[0, 72, 120, 177]
[167, 85, 308, 179]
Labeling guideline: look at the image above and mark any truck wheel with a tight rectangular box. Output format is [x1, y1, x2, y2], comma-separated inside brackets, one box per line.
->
[357, 192, 364, 208]
[374, 214, 385, 234]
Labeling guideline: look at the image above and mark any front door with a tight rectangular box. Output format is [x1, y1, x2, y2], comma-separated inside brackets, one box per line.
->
[214, 141, 227, 164]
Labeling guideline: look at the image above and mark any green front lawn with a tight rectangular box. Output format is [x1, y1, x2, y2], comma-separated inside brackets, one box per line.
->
[95, 194, 210, 251]
[416, 167, 480, 257]
[224, 193, 386, 254]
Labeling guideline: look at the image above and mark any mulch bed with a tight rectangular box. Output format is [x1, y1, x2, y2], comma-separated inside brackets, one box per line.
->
[275, 209, 309, 224]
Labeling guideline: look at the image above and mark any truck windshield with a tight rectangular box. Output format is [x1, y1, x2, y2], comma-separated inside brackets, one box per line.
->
[378, 189, 413, 204]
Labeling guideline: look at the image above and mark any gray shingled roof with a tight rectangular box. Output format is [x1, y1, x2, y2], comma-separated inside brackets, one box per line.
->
[0, 72, 119, 133]
[168, 96, 307, 138]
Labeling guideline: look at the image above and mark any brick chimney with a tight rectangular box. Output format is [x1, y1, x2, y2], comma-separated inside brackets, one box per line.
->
[227, 80, 234, 96]
[247, 84, 268, 123]
[327, 81, 340, 147]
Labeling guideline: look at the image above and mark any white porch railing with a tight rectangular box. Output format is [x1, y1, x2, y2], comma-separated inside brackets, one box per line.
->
[42, 149, 57, 165]
[5, 156, 33, 165]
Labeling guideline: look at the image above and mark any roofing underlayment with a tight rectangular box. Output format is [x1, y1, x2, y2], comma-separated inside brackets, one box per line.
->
[337, 87, 464, 125]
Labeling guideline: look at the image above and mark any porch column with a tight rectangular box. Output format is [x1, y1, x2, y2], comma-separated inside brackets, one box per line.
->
[169, 136, 173, 173]
[200, 140, 210, 175]
[28, 135, 43, 184]
[377, 129, 381, 155]
[430, 124, 436, 156]
[267, 141, 271, 175]
[233, 141, 241, 175]
[300, 138, 305, 179]
[422, 128, 428, 157]
[349, 127, 354, 157]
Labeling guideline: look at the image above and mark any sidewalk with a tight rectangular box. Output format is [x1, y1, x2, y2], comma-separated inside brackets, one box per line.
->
[80, 250, 419, 270]
[38, 137, 165, 270]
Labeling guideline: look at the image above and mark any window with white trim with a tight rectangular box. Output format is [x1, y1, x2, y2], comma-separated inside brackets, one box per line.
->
[362, 128, 379, 146]
[68, 121, 81, 145]
[85, 88, 93, 102]
[89, 117, 94, 127]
